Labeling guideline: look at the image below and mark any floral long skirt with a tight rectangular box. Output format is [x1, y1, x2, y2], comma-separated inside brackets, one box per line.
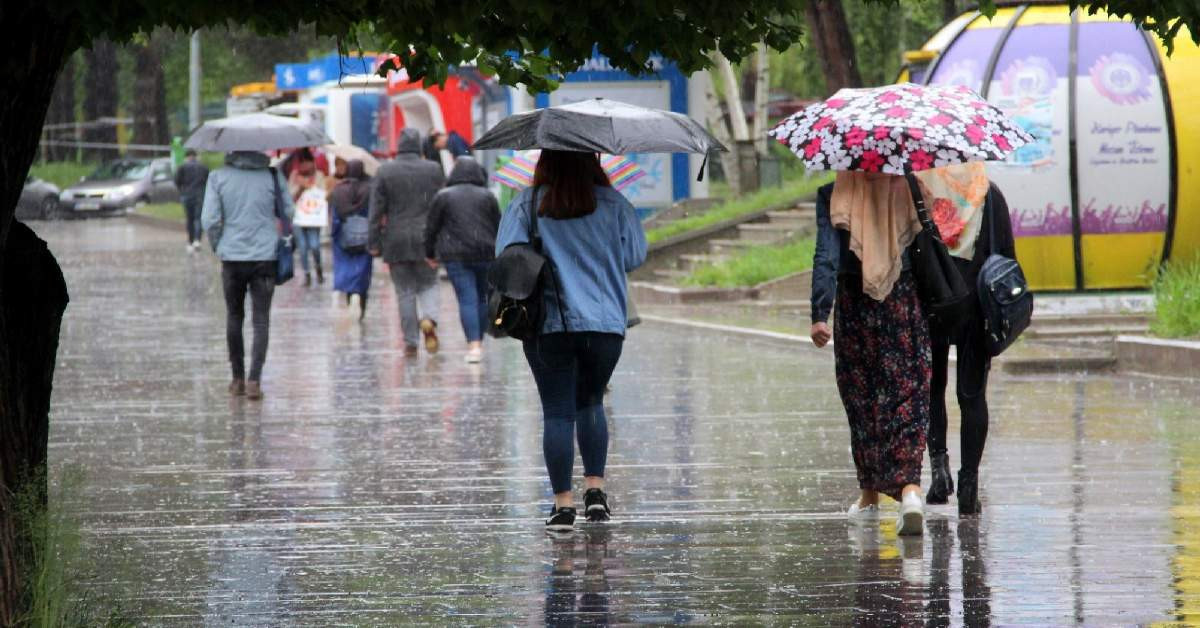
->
[833, 273, 932, 500]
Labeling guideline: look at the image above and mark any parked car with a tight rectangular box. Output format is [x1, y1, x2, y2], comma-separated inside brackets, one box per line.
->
[17, 175, 61, 220]
[59, 158, 178, 214]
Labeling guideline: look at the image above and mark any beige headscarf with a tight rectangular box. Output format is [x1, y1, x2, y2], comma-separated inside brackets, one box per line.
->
[830, 162, 989, 301]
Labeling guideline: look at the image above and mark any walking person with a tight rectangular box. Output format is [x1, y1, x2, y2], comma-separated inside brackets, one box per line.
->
[423, 156, 501, 363]
[174, 149, 209, 251]
[369, 128, 446, 356]
[289, 148, 327, 286]
[810, 171, 931, 536]
[329, 159, 374, 320]
[920, 164, 1016, 515]
[201, 151, 294, 400]
[494, 150, 648, 531]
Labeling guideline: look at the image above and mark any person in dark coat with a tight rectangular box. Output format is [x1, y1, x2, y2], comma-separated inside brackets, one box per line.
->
[924, 182, 1015, 516]
[329, 160, 373, 320]
[174, 149, 209, 251]
[369, 128, 447, 355]
[423, 156, 500, 363]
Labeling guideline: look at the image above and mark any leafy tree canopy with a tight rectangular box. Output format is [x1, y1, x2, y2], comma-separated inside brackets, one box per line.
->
[40, 1, 1200, 92]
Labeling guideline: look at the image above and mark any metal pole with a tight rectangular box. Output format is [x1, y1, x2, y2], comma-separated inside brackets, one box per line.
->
[188, 31, 201, 131]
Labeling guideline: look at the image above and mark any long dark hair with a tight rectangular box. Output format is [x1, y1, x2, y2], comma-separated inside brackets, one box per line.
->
[532, 150, 611, 219]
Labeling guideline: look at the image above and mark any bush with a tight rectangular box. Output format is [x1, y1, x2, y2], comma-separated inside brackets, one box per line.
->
[683, 237, 816, 288]
[138, 202, 185, 221]
[1151, 255, 1200, 339]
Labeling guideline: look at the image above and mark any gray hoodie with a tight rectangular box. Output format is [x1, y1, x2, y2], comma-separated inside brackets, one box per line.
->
[369, 129, 446, 262]
[201, 151, 295, 262]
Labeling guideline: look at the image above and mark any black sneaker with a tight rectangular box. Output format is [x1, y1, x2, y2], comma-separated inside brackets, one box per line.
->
[583, 489, 611, 523]
[545, 506, 576, 532]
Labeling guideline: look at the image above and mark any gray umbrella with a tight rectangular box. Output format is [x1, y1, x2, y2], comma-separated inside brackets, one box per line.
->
[185, 113, 332, 152]
[472, 98, 727, 155]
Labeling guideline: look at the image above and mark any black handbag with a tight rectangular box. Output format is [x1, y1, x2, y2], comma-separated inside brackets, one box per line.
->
[487, 191, 568, 341]
[904, 173, 973, 337]
[977, 194, 1033, 356]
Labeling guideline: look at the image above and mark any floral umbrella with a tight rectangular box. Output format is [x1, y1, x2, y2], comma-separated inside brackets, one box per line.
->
[768, 83, 1034, 175]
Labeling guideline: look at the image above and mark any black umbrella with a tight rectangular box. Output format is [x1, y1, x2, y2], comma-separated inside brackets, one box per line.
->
[472, 98, 727, 155]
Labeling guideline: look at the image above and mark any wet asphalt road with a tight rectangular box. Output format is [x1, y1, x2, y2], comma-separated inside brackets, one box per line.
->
[38, 218, 1200, 625]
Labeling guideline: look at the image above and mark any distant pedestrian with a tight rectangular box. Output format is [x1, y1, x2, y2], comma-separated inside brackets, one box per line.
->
[423, 156, 501, 363]
[369, 128, 446, 356]
[494, 150, 648, 531]
[201, 151, 294, 400]
[921, 164, 1016, 516]
[288, 148, 327, 286]
[174, 149, 209, 252]
[810, 172, 930, 536]
[329, 159, 374, 320]
[423, 129, 471, 164]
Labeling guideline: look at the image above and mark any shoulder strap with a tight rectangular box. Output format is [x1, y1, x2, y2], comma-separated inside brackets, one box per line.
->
[986, 184, 997, 255]
[268, 166, 291, 235]
[904, 172, 942, 240]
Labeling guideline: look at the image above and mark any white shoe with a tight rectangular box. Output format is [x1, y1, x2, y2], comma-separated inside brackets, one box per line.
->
[464, 347, 483, 364]
[348, 293, 361, 314]
[896, 491, 924, 536]
[847, 499, 880, 522]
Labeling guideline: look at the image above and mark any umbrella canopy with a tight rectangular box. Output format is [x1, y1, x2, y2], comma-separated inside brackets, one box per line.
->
[768, 83, 1033, 175]
[491, 150, 646, 192]
[185, 113, 332, 152]
[322, 144, 380, 176]
[473, 98, 726, 155]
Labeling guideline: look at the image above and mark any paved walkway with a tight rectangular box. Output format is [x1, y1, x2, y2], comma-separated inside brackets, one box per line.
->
[39, 218, 1200, 624]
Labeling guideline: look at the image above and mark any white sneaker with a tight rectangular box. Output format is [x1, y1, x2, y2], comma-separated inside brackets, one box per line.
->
[896, 491, 924, 536]
[847, 499, 880, 522]
[464, 347, 483, 364]
[348, 293, 361, 313]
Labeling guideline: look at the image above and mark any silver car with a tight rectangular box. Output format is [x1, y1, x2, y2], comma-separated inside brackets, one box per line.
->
[59, 158, 179, 214]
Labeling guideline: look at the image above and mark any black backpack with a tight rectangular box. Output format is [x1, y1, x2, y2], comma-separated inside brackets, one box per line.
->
[905, 173, 974, 338]
[487, 192, 568, 341]
[976, 195, 1032, 356]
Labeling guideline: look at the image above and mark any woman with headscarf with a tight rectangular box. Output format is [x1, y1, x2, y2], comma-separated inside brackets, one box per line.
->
[809, 170, 931, 536]
[328, 160, 373, 319]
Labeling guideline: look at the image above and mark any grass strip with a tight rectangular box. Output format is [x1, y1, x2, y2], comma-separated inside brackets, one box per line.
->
[1151, 255, 1200, 339]
[682, 236, 816, 288]
[646, 174, 831, 245]
[138, 202, 185, 222]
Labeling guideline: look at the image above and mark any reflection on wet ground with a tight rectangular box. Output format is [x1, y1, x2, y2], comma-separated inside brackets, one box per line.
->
[39, 219, 1200, 624]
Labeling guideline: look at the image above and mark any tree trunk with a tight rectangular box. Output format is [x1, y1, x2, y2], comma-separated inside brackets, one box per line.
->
[752, 42, 770, 156]
[715, 54, 750, 142]
[700, 69, 740, 195]
[805, 0, 863, 95]
[0, 8, 74, 623]
[943, 0, 960, 23]
[84, 38, 119, 162]
[45, 56, 76, 162]
[132, 36, 169, 156]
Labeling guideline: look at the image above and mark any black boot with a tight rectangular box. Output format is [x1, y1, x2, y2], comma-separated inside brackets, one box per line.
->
[304, 272, 312, 287]
[315, 257, 324, 284]
[927, 451, 953, 505]
[957, 469, 981, 516]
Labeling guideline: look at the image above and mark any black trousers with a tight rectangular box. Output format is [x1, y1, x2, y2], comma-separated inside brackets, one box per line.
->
[929, 318, 990, 472]
[183, 196, 203, 244]
[221, 261, 275, 381]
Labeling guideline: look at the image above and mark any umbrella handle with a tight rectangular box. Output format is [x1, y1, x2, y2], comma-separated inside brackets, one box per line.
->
[697, 154, 708, 182]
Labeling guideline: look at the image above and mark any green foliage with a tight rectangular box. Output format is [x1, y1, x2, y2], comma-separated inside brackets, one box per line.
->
[29, 162, 94, 189]
[15, 466, 134, 627]
[683, 236, 817, 288]
[1151, 256, 1200, 339]
[646, 174, 831, 245]
[138, 202, 185, 221]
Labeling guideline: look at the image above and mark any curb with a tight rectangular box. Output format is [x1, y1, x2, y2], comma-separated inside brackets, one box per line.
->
[1115, 335, 1200, 378]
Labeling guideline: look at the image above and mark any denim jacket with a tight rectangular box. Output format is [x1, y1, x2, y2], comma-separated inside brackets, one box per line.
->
[495, 186, 647, 336]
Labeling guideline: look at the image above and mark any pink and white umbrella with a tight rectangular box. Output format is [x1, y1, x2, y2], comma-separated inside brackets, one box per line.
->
[768, 83, 1033, 175]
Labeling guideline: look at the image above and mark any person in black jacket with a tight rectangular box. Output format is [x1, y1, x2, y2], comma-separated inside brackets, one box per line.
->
[174, 149, 209, 251]
[423, 156, 501, 363]
[925, 182, 1015, 516]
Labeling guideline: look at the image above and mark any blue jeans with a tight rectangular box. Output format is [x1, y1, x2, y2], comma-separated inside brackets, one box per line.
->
[295, 227, 322, 274]
[523, 333, 624, 494]
[444, 261, 491, 342]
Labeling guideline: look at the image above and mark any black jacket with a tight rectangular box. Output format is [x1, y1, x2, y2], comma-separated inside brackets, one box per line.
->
[423, 157, 500, 262]
[174, 160, 209, 203]
[810, 181, 1016, 324]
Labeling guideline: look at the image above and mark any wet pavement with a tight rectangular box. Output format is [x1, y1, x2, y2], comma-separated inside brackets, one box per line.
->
[38, 218, 1200, 624]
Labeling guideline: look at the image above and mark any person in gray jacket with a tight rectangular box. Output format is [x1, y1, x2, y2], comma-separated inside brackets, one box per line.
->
[369, 128, 447, 355]
[201, 151, 294, 400]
